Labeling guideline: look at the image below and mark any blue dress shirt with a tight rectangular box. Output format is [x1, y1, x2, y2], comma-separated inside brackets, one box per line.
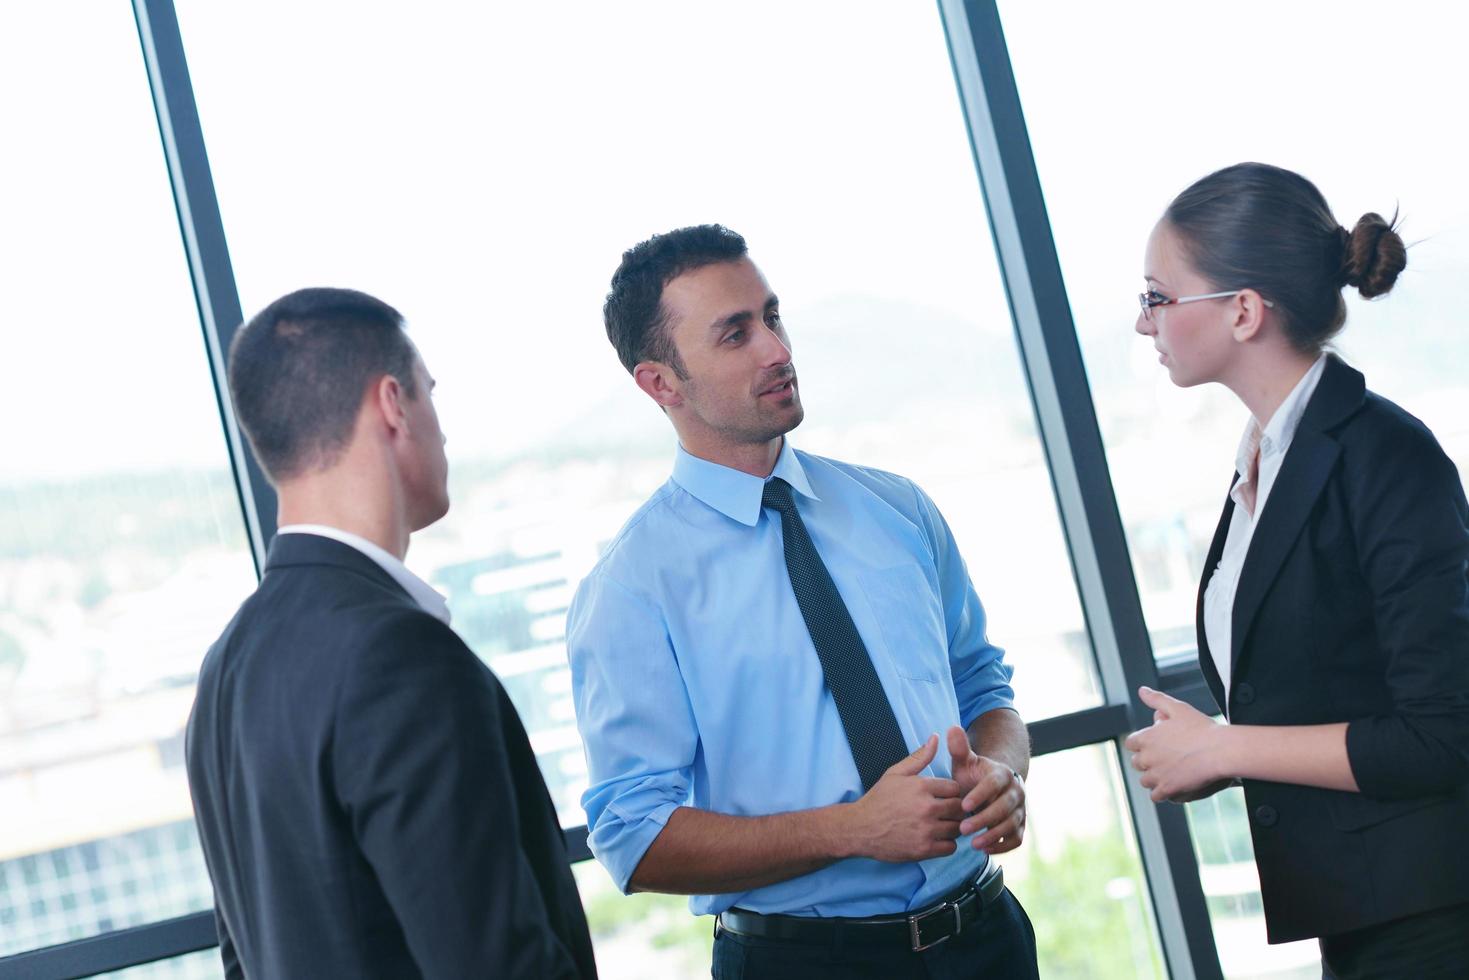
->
[567, 440, 1016, 917]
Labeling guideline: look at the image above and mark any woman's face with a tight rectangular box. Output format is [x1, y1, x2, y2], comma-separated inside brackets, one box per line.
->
[1136, 221, 1239, 388]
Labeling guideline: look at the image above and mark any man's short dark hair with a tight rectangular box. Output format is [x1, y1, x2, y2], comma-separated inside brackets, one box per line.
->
[603, 224, 748, 377]
[228, 287, 416, 482]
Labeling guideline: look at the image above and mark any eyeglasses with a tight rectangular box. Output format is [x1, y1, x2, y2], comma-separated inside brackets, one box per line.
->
[1138, 288, 1275, 321]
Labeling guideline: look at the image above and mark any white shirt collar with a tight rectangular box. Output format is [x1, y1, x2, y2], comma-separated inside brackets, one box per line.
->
[1234, 353, 1329, 477]
[276, 524, 452, 624]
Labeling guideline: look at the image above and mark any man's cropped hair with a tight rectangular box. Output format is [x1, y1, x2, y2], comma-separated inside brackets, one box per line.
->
[228, 287, 416, 483]
[603, 224, 748, 376]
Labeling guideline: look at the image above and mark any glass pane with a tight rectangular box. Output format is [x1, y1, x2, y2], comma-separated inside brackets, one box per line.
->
[1187, 788, 1319, 979]
[575, 742, 1165, 980]
[173, 0, 1104, 859]
[998, 1, 1469, 668]
[1005, 742, 1165, 979]
[102, 949, 223, 979]
[575, 860, 713, 980]
[0, 2, 256, 958]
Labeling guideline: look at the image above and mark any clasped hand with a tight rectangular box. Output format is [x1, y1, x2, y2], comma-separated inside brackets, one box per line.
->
[1124, 686, 1231, 803]
[852, 727, 1026, 863]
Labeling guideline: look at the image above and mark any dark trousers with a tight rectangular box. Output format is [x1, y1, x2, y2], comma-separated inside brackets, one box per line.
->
[1320, 902, 1469, 980]
[711, 888, 1039, 980]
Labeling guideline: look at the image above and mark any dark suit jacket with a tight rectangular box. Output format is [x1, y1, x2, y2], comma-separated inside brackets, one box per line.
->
[186, 533, 597, 978]
[1196, 354, 1469, 943]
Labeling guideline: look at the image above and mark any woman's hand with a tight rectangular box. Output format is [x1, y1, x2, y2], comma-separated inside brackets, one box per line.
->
[1124, 686, 1231, 803]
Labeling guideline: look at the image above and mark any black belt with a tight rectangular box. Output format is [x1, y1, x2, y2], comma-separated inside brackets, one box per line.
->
[717, 862, 1005, 953]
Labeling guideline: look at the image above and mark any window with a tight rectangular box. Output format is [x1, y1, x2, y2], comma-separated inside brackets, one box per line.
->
[0, 0, 257, 959]
[101, 949, 221, 979]
[998, 1, 1469, 971]
[170, 0, 1116, 971]
[998, 1, 1469, 667]
[1187, 789, 1318, 978]
[1008, 743, 1164, 978]
[17, 1, 1394, 974]
[573, 742, 1166, 979]
[175, 0, 1105, 797]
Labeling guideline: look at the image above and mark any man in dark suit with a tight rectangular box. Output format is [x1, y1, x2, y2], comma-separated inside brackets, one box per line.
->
[186, 288, 597, 979]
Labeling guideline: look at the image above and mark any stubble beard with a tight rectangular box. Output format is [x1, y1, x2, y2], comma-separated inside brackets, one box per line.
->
[682, 374, 806, 451]
[747, 394, 804, 446]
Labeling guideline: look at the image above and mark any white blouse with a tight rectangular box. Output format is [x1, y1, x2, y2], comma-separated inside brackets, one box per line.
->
[1202, 354, 1328, 707]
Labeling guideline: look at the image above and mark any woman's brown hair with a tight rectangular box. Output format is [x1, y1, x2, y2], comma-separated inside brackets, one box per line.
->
[1164, 162, 1406, 354]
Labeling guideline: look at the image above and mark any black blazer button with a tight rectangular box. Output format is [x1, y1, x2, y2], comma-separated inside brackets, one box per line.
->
[1235, 683, 1255, 705]
[1254, 805, 1278, 828]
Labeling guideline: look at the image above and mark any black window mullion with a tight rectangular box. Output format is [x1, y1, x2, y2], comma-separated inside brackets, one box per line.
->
[134, 0, 276, 570]
[934, 1, 1221, 976]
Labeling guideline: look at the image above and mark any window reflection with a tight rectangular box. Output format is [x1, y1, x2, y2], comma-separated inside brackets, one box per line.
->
[1187, 789, 1319, 978]
[999, 2, 1468, 971]
[0, 0, 256, 959]
[998, 0, 1469, 672]
[173, 0, 1106, 867]
[1006, 743, 1165, 979]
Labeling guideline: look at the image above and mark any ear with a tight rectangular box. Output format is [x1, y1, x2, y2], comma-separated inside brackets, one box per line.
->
[1229, 289, 1270, 343]
[633, 361, 684, 410]
[373, 373, 411, 437]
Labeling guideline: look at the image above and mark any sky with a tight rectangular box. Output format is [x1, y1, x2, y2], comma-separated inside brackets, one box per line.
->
[3, 1, 1465, 481]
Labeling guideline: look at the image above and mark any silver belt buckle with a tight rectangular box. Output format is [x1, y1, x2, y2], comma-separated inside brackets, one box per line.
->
[907, 900, 963, 952]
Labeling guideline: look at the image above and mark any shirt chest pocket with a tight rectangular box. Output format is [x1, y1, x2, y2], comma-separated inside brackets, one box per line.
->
[856, 565, 947, 684]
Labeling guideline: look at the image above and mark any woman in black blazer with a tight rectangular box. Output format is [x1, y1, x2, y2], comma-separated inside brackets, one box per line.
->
[1124, 162, 1469, 978]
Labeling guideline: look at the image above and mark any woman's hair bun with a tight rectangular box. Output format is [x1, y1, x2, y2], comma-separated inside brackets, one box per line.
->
[1341, 212, 1406, 299]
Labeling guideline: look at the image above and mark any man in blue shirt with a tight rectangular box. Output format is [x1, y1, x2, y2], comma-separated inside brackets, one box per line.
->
[568, 225, 1038, 978]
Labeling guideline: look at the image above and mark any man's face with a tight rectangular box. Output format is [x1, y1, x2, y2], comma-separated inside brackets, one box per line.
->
[657, 257, 804, 458]
[401, 350, 450, 531]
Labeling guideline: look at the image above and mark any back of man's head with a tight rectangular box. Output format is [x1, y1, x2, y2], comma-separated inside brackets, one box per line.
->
[229, 287, 415, 484]
[603, 224, 748, 377]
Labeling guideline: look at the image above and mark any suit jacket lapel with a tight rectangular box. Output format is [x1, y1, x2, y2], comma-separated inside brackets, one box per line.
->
[1229, 433, 1339, 680]
[1196, 474, 1238, 711]
[1228, 354, 1364, 682]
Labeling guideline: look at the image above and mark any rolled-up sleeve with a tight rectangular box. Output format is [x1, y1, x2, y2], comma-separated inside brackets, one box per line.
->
[910, 482, 1015, 726]
[1345, 426, 1469, 799]
[567, 569, 698, 892]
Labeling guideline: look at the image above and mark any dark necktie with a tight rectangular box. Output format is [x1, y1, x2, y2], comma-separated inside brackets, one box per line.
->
[761, 477, 909, 791]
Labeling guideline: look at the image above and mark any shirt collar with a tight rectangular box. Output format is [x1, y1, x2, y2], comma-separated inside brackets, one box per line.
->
[1234, 353, 1330, 475]
[276, 524, 452, 624]
[671, 438, 819, 527]
[1259, 353, 1329, 459]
